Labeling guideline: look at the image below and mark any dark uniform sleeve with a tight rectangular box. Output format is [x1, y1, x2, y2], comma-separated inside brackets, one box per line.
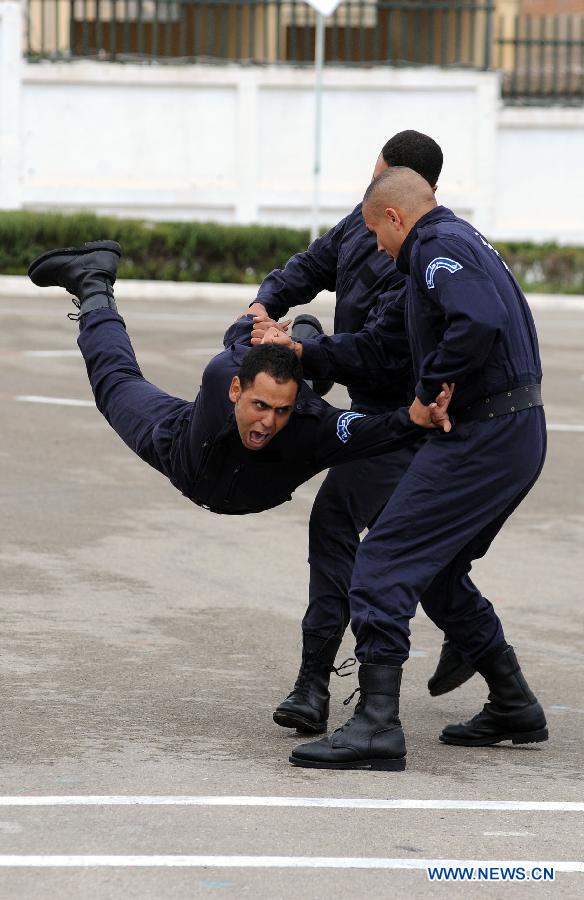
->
[196, 330, 249, 438]
[222, 315, 253, 350]
[254, 218, 347, 320]
[415, 237, 510, 405]
[298, 288, 411, 389]
[311, 403, 423, 468]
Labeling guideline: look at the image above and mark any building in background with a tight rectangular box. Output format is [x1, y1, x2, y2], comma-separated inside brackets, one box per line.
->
[24, 1, 584, 104]
[518, 2, 583, 12]
[2, 1, 582, 241]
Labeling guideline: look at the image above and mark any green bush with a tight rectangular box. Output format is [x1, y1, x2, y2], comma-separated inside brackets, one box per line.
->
[1, 211, 582, 293]
[495, 242, 584, 294]
[0, 211, 310, 285]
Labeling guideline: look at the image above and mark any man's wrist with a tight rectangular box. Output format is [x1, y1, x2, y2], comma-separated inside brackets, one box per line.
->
[415, 384, 435, 406]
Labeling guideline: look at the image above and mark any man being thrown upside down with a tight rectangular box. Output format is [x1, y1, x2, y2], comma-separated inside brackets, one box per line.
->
[27, 241, 452, 517]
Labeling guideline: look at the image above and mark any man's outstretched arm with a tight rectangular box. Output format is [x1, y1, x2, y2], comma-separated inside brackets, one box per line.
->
[313, 384, 454, 469]
[252, 290, 411, 390]
[249, 219, 346, 321]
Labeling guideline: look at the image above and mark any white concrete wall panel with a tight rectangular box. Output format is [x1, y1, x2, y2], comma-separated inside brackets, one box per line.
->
[18, 63, 500, 230]
[21, 67, 240, 220]
[494, 107, 584, 243]
[256, 79, 486, 227]
[0, 0, 23, 209]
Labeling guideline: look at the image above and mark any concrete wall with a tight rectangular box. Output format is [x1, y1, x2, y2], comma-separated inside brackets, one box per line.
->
[495, 105, 584, 242]
[0, 0, 23, 209]
[17, 62, 500, 235]
[2, 1, 583, 243]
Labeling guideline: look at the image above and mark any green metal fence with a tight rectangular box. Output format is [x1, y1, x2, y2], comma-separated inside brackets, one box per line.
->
[24, 2, 584, 104]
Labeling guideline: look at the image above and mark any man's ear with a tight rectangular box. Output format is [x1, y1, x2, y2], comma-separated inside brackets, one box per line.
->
[385, 206, 401, 228]
[229, 375, 242, 404]
[432, 183, 438, 194]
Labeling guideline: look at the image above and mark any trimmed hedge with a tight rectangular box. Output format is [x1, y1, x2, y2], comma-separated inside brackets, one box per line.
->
[0, 211, 310, 285]
[497, 242, 584, 295]
[1, 210, 582, 293]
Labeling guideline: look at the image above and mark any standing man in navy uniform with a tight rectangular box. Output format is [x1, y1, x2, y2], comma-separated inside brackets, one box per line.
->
[249, 131, 472, 735]
[289, 167, 548, 771]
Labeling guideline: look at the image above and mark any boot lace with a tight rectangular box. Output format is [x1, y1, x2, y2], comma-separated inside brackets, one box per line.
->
[292, 656, 355, 700]
[292, 652, 320, 698]
[67, 296, 81, 321]
[343, 686, 361, 709]
[332, 657, 356, 678]
[343, 688, 361, 706]
[326, 686, 363, 737]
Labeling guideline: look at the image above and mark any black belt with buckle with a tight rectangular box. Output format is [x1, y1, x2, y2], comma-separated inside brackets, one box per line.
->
[456, 384, 543, 423]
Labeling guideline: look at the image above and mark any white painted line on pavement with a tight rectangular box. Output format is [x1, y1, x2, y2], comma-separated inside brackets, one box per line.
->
[120, 312, 247, 324]
[527, 294, 584, 311]
[0, 307, 254, 324]
[15, 395, 94, 408]
[547, 424, 584, 433]
[8, 391, 584, 434]
[0, 275, 336, 307]
[0, 796, 583, 812]
[483, 832, 533, 837]
[22, 350, 80, 358]
[180, 348, 228, 355]
[0, 855, 580, 871]
[20, 347, 216, 358]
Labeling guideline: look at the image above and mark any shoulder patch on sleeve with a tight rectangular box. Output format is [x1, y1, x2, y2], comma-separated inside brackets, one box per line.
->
[336, 411, 366, 443]
[425, 257, 463, 289]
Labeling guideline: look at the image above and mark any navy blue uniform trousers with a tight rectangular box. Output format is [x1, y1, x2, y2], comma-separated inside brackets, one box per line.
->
[77, 310, 192, 477]
[304, 434, 416, 636]
[349, 409, 547, 666]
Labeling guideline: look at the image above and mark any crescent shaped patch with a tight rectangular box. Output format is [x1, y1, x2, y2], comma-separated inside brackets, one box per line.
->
[425, 257, 463, 289]
[336, 411, 366, 443]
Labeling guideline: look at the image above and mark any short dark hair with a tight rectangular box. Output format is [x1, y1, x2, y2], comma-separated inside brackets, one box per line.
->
[238, 344, 303, 393]
[381, 130, 443, 186]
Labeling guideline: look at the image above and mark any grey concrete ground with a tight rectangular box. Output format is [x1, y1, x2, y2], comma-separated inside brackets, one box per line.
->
[0, 287, 583, 899]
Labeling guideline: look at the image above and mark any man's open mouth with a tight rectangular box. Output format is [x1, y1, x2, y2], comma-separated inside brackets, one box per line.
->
[249, 430, 269, 447]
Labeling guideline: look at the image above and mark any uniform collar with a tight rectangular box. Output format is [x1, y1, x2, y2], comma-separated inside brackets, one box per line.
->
[396, 206, 456, 274]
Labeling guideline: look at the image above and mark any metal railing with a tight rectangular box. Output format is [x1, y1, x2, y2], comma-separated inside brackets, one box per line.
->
[25, 1, 495, 69]
[496, 14, 584, 105]
[24, 2, 584, 103]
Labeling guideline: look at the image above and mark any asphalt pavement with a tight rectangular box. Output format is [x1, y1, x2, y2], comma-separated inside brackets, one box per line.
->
[0, 284, 583, 898]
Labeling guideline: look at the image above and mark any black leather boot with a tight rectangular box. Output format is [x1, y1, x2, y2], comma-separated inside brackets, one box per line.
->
[291, 314, 334, 397]
[440, 644, 548, 746]
[289, 663, 406, 770]
[273, 632, 346, 734]
[428, 639, 476, 696]
[28, 241, 121, 315]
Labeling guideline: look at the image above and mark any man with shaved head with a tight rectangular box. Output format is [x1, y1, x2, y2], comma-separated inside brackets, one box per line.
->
[248, 132, 476, 738]
[290, 166, 548, 771]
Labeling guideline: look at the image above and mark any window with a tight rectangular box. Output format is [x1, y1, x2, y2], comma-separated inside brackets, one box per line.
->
[283, 0, 378, 30]
[73, 1, 180, 23]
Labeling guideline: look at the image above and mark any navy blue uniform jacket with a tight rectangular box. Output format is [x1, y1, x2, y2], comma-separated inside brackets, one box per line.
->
[174, 318, 422, 515]
[396, 206, 542, 410]
[256, 204, 409, 409]
[290, 207, 542, 413]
